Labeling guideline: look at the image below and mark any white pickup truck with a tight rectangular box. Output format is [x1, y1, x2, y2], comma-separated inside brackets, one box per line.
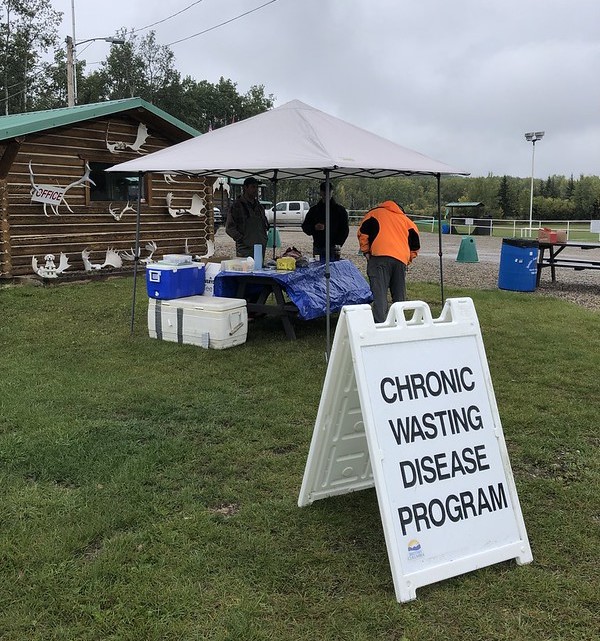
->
[265, 201, 310, 226]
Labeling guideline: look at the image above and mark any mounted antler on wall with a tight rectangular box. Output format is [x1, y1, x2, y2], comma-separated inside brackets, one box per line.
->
[29, 161, 95, 216]
[108, 202, 136, 221]
[185, 238, 215, 260]
[82, 248, 123, 272]
[212, 176, 231, 196]
[165, 192, 206, 218]
[163, 173, 191, 185]
[106, 121, 149, 154]
[121, 241, 158, 264]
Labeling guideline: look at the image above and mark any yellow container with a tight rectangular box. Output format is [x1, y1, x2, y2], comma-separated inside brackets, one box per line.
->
[276, 257, 296, 271]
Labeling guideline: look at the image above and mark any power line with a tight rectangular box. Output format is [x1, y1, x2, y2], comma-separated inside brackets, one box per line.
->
[1, 0, 283, 104]
[0, 66, 55, 103]
[166, 0, 281, 46]
[130, 0, 206, 35]
[0, 85, 28, 103]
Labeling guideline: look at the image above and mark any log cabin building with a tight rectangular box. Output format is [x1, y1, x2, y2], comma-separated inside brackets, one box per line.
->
[0, 97, 217, 280]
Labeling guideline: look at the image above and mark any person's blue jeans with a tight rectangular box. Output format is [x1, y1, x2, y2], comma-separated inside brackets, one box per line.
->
[366, 255, 407, 323]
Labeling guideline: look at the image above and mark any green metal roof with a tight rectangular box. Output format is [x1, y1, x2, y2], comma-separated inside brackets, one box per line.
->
[0, 97, 201, 142]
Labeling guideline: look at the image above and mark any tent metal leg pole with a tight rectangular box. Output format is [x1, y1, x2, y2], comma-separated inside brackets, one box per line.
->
[272, 174, 278, 260]
[324, 170, 331, 360]
[436, 173, 444, 304]
[130, 171, 143, 336]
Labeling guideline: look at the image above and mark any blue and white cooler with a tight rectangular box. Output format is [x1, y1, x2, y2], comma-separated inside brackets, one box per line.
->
[146, 261, 205, 300]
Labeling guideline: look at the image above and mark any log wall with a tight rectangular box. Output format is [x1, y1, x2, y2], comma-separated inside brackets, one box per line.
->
[0, 115, 215, 278]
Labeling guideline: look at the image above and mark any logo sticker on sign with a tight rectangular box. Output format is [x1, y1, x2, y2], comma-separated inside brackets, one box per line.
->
[298, 298, 532, 603]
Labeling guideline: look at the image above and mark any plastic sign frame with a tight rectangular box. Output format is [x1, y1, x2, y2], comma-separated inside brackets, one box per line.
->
[298, 298, 532, 602]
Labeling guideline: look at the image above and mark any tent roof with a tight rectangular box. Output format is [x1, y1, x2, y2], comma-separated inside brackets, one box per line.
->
[108, 99, 469, 180]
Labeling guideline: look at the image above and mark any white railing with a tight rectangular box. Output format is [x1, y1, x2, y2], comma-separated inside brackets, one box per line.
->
[349, 212, 600, 241]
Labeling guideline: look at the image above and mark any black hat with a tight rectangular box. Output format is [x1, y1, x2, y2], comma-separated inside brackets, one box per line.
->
[243, 177, 259, 187]
[319, 182, 334, 192]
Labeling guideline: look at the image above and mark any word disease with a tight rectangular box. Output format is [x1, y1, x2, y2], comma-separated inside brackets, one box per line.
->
[379, 366, 510, 537]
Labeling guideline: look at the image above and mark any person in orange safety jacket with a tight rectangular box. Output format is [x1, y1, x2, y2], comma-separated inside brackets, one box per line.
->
[357, 201, 420, 323]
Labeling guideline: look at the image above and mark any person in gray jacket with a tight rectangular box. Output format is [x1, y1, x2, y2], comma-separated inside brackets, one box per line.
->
[226, 177, 269, 257]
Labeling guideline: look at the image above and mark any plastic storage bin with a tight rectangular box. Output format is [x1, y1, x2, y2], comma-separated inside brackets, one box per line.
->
[146, 262, 205, 300]
[498, 238, 539, 292]
[148, 295, 247, 349]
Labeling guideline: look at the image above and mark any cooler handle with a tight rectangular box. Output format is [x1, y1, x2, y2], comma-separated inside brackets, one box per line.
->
[229, 311, 244, 335]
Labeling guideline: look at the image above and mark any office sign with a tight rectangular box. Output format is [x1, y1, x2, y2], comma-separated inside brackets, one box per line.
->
[31, 185, 66, 205]
[299, 298, 532, 602]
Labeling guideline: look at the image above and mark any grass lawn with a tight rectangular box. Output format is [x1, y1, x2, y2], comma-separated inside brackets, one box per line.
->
[0, 277, 598, 640]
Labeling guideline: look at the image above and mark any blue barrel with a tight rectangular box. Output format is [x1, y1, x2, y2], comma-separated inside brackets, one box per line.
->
[498, 238, 539, 291]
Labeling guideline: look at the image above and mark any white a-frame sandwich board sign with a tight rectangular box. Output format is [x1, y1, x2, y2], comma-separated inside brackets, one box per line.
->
[298, 298, 532, 603]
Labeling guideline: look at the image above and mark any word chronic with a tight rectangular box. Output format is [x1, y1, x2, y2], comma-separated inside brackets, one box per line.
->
[380, 366, 475, 404]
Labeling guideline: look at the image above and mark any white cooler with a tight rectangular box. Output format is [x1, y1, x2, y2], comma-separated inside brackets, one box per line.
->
[148, 295, 247, 349]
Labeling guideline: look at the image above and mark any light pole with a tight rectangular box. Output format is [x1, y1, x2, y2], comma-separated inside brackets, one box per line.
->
[524, 131, 544, 235]
[66, 35, 125, 107]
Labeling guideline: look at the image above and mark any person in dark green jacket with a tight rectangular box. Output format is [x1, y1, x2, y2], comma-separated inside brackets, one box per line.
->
[226, 177, 269, 258]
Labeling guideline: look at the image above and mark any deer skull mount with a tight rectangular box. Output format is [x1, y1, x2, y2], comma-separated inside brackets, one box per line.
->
[29, 161, 95, 216]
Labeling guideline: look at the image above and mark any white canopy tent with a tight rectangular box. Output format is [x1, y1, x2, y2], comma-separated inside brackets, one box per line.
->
[108, 99, 468, 351]
[108, 99, 466, 180]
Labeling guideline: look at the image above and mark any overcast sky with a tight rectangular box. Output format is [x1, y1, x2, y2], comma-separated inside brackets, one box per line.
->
[52, 0, 600, 178]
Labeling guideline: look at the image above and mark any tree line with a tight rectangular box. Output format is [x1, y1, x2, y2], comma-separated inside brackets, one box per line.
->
[2, 1, 598, 221]
[0, 0, 273, 128]
[271, 174, 600, 221]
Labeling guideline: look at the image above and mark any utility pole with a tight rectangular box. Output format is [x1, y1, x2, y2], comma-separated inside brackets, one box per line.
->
[65, 34, 125, 107]
[71, 0, 78, 105]
[66, 36, 75, 107]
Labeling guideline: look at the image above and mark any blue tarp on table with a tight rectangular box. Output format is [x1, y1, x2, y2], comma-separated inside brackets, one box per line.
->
[214, 259, 373, 320]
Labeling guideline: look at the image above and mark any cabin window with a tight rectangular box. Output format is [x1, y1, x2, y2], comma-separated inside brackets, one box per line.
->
[89, 162, 145, 201]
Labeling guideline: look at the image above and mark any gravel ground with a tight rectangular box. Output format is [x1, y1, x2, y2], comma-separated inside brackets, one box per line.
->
[214, 226, 600, 312]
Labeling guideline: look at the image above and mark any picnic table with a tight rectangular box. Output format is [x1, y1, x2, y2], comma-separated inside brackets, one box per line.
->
[536, 240, 600, 285]
[214, 259, 373, 340]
